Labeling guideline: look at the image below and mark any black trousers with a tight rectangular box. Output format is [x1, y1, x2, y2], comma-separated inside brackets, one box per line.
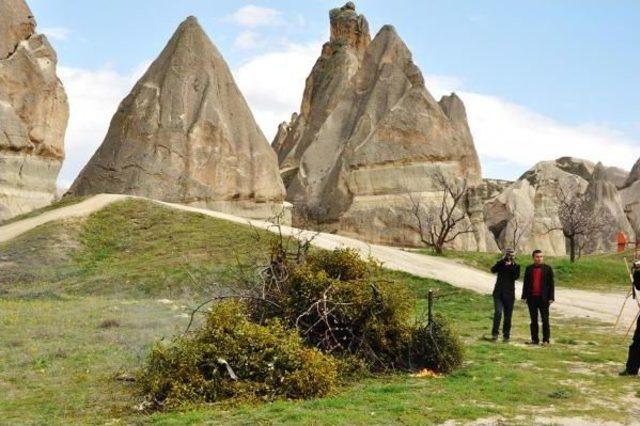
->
[626, 314, 640, 374]
[492, 295, 514, 339]
[527, 297, 550, 343]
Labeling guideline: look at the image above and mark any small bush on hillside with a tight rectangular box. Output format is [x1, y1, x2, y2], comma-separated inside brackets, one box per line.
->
[138, 301, 337, 409]
[408, 314, 464, 373]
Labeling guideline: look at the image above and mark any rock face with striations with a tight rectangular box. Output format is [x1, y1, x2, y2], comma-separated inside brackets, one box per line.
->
[68, 17, 286, 220]
[485, 157, 634, 255]
[273, 3, 493, 250]
[620, 157, 640, 240]
[0, 0, 68, 221]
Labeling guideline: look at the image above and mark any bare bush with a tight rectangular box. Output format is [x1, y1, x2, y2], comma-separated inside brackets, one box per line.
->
[408, 170, 474, 254]
[496, 215, 533, 252]
[544, 183, 613, 262]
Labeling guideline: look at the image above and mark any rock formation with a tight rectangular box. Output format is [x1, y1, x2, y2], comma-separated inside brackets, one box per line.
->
[0, 0, 68, 221]
[601, 166, 629, 189]
[584, 162, 634, 252]
[620, 157, 640, 240]
[68, 17, 287, 220]
[485, 157, 635, 255]
[273, 3, 493, 250]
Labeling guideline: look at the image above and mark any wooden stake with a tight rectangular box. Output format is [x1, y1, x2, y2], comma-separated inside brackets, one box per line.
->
[428, 289, 434, 326]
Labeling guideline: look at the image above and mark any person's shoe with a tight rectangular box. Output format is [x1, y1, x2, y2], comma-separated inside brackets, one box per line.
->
[525, 340, 539, 345]
[619, 370, 638, 376]
[541, 341, 550, 347]
[503, 337, 510, 343]
[491, 335, 499, 342]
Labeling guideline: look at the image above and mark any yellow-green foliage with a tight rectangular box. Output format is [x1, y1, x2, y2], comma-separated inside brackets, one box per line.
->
[138, 301, 337, 408]
[259, 248, 421, 371]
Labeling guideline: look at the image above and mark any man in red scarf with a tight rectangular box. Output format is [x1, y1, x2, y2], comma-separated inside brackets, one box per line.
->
[620, 260, 640, 376]
[522, 249, 555, 346]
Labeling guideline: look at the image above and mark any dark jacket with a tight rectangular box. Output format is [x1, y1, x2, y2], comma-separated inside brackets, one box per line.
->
[522, 264, 555, 303]
[634, 270, 640, 290]
[491, 260, 521, 299]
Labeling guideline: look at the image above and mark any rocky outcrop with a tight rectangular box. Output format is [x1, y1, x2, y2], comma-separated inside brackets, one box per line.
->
[584, 162, 634, 252]
[476, 179, 513, 202]
[273, 3, 491, 250]
[485, 157, 635, 255]
[68, 17, 287, 220]
[621, 157, 640, 240]
[625, 157, 640, 187]
[0, 0, 68, 221]
[602, 166, 629, 189]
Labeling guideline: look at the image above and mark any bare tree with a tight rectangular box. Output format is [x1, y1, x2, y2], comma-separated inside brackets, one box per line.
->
[503, 215, 533, 252]
[544, 183, 611, 263]
[408, 170, 474, 254]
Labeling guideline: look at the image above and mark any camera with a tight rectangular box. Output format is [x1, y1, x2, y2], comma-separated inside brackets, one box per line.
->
[502, 248, 515, 263]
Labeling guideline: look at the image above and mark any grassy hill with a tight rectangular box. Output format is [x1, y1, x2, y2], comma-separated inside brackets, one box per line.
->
[1, 199, 638, 424]
[1, 199, 266, 298]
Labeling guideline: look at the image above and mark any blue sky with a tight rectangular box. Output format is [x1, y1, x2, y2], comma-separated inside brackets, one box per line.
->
[26, 1, 640, 185]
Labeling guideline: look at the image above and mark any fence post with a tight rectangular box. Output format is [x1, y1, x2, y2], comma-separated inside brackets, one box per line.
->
[428, 289, 434, 326]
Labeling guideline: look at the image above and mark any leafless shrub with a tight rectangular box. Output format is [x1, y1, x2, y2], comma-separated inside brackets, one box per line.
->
[544, 182, 614, 262]
[408, 170, 474, 254]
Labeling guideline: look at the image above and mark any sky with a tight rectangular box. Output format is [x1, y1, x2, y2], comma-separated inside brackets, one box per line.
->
[26, 0, 640, 186]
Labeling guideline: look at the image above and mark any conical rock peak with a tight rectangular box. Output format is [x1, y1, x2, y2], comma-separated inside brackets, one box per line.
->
[68, 16, 286, 220]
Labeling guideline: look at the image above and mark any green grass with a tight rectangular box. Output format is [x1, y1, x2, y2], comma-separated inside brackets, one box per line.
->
[1, 199, 274, 298]
[1, 199, 639, 424]
[417, 249, 636, 292]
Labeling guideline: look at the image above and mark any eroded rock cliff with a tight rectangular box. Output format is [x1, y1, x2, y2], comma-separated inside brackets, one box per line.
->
[0, 0, 68, 220]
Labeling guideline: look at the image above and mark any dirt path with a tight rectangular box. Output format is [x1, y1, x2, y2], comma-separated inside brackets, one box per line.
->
[1, 194, 638, 327]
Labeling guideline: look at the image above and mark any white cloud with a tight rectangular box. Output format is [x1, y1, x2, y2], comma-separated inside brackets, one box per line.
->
[233, 42, 321, 141]
[463, 93, 639, 173]
[234, 30, 261, 50]
[424, 77, 639, 177]
[41, 26, 70, 41]
[56, 63, 148, 187]
[228, 5, 283, 28]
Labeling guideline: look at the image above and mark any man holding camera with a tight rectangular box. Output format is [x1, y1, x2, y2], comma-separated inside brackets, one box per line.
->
[620, 260, 640, 376]
[522, 249, 555, 346]
[490, 248, 521, 342]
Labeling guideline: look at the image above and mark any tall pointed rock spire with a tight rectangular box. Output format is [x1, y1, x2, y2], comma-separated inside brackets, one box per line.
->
[68, 16, 286, 219]
[272, 3, 488, 250]
[0, 0, 69, 220]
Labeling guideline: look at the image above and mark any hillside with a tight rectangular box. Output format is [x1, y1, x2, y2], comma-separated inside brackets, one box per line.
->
[1, 199, 639, 424]
[1, 199, 270, 298]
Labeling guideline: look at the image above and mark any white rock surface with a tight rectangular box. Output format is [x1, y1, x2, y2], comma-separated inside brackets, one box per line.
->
[0, 0, 68, 220]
